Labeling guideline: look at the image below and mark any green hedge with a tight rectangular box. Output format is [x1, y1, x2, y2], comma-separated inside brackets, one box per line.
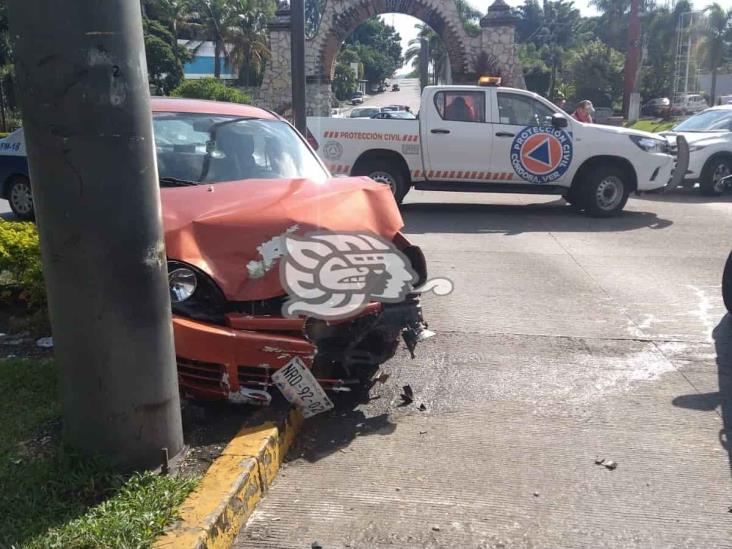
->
[171, 78, 251, 104]
[0, 220, 45, 307]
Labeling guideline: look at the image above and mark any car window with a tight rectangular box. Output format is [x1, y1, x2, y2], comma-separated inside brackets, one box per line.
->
[497, 93, 555, 126]
[674, 109, 732, 132]
[153, 114, 328, 184]
[434, 91, 486, 123]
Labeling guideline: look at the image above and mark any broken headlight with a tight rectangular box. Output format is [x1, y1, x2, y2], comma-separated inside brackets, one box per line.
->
[167, 260, 227, 323]
[169, 267, 197, 303]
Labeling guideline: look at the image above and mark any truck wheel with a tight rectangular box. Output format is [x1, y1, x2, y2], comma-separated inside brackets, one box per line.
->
[580, 165, 630, 218]
[724, 252, 732, 314]
[7, 176, 35, 221]
[355, 161, 409, 204]
[699, 156, 731, 196]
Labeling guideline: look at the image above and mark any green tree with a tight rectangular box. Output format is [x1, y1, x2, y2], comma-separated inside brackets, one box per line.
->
[569, 40, 625, 108]
[332, 63, 358, 100]
[534, 0, 583, 99]
[172, 77, 251, 102]
[456, 0, 483, 36]
[184, 0, 238, 78]
[404, 25, 447, 85]
[640, 6, 676, 101]
[345, 18, 402, 85]
[699, 3, 732, 104]
[590, 0, 630, 52]
[516, 0, 544, 44]
[144, 18, 191, 94]
[227, 0, 274, 86]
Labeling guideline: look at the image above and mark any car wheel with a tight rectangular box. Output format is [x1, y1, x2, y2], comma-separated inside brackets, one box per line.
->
[724, 252, 732, 314]
[354, 160, 409, 204]
[7, 176, 34, 220]
[580, 165, 630, 218]
[700, 156, 732, 196]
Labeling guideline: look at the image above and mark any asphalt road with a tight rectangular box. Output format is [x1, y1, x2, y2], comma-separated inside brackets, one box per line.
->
[338, 77, 422, 117]
[235, 189, 732, 548]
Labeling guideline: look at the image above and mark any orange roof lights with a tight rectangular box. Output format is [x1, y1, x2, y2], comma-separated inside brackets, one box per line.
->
[478, 76, 502, 87]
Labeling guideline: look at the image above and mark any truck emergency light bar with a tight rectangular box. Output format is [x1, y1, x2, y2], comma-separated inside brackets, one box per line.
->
[478, 76, 502, 87]
[478, 76, 501, 87]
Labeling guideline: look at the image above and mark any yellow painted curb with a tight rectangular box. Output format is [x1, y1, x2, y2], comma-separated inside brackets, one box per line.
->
[154, 408, 303, 549]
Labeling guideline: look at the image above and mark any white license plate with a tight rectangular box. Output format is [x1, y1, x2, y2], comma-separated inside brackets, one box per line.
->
[272, 357, 334, 418]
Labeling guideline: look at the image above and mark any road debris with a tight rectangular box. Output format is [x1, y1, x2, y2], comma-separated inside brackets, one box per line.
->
[432, 525, 441, 532]
[594, 458, 618, 470]
[311, 542, 324, 549]
[399, 384, 414, 406]
[375, 373, 390, 384]
[418, 403, 427, 411]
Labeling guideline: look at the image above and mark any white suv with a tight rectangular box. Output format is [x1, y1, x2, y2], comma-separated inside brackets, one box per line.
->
[661, 105, 732, 195]
[675, 94, 708, 115]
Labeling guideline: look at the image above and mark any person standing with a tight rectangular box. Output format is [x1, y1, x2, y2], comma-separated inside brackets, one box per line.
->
[572, 100, 594, 123]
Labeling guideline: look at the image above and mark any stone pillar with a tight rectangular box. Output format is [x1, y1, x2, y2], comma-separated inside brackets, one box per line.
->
[479, 0, 525, 89]
[258, 4, 293, 113]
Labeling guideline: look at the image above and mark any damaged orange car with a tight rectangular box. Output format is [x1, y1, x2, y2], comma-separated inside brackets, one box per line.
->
[152, 98, 430, 405]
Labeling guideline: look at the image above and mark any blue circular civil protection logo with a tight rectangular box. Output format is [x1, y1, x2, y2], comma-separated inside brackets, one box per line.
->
[510, 126, 573, 184]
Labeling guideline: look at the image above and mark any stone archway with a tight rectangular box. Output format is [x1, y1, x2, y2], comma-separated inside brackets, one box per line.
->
[312, 0, 473, 84]
[257, 0, 525, 116]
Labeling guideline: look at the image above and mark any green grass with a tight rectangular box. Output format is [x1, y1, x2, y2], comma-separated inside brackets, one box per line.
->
[0, 358, 198, 548]
[628, 119, 676, 133]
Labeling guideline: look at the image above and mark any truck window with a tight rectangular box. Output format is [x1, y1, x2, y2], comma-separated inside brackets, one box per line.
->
[497, 93, 555, 127]
[434, 91, 485, 123]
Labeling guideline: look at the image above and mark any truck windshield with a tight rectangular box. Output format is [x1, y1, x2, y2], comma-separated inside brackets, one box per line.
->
[674, 110, 732, 132]
[153, 113, 328, 184]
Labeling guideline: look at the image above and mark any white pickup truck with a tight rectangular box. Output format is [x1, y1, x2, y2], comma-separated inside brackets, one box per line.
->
[307, 84, 688, 217]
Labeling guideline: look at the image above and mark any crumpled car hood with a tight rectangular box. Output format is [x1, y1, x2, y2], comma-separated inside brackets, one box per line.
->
[161, 177, 404, 301]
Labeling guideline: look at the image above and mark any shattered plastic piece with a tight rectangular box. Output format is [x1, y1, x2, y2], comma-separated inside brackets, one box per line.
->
[594, 458, 618, 470]
[36, 337, 53, 349]
[399, 384, 414, 405]
[375, 373, 391, 384]
[418, 403, 427, 411]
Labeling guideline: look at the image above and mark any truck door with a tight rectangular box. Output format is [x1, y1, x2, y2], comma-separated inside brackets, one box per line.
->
[422, 89, 493, 181]
[490, 91, 574, 186]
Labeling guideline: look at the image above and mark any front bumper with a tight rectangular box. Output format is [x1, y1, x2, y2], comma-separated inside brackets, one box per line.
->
[174, 298, 429, 404]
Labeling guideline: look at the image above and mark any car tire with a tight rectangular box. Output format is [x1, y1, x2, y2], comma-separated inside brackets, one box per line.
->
[354, 160, 410, 204]
[579, 164, 631, 218]
[6, 176, 34, 221]
[724, 252, 732, 314]
[699, 156, 732, 196]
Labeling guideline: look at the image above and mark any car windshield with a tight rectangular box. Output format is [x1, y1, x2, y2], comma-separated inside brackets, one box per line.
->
[673, 109, 732, 132]
[153, 113, 328, 184]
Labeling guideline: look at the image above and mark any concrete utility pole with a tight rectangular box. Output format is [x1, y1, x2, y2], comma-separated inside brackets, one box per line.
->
[8, 0, 184, 470]
[419, 37, 430, 91]
[623, 0, 642, 119]
[290, 0, 307, 134]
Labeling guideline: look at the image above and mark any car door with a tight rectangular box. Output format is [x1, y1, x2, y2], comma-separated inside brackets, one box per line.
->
[422, 89, 494, 181]
[489, 91, 574, 186]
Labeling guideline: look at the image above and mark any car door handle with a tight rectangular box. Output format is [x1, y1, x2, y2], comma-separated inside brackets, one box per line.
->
[431, 129, 451, 134]
[496, 132, 516, 138]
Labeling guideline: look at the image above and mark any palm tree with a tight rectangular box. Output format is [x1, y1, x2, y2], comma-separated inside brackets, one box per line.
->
[228, 0, 273, 86]
[699, 3, 732, 105]
[185, 0, 238, 78]
[404, 24, 447, 85]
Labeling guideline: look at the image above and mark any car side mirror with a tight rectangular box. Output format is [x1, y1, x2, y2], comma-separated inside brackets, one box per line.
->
[551, 113, 568, 129]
